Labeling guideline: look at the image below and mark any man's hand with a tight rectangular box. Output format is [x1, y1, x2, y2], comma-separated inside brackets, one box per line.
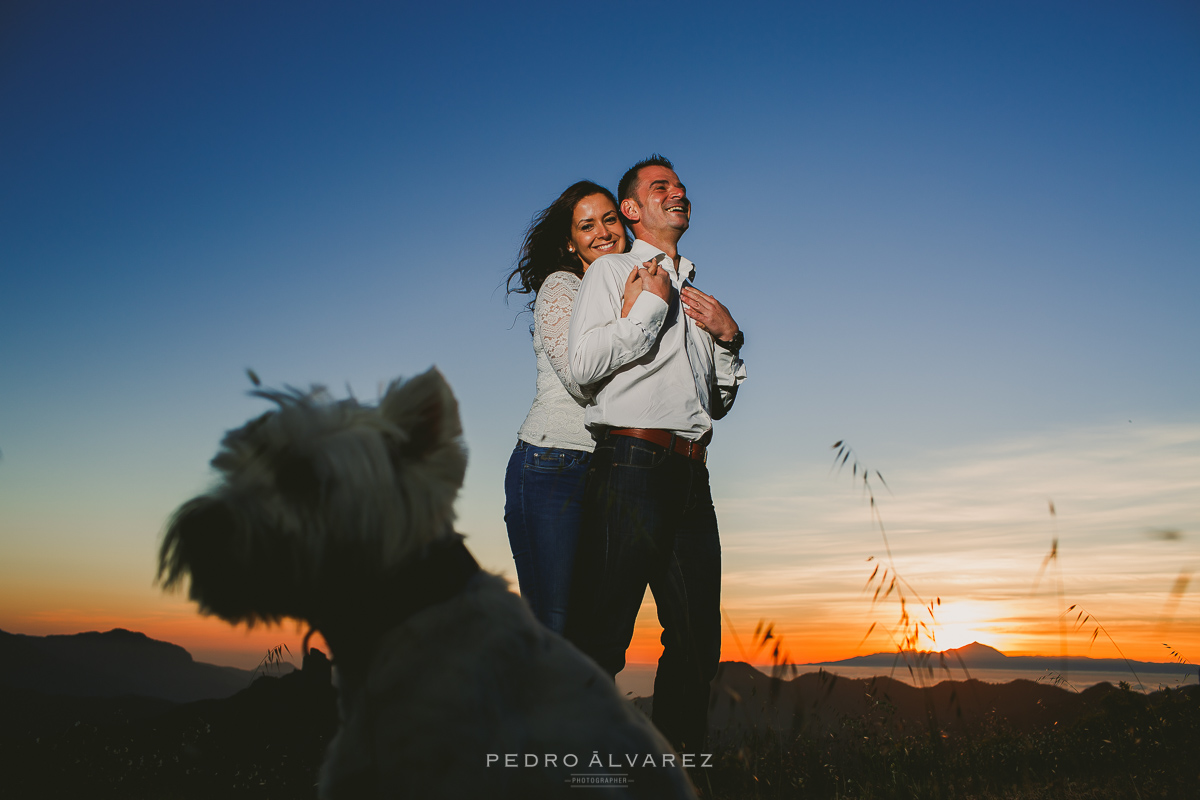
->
[681, 285, 739, 342]
[620, 261, 651, 318]
[638, 258, 671, 304]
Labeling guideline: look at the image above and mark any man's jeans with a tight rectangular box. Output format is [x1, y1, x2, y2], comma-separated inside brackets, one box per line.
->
[566, 433, 721, 753]
[504, 440, 591, 635]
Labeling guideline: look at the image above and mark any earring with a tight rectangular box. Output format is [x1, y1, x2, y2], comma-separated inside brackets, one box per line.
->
[568, 245, 575, 252]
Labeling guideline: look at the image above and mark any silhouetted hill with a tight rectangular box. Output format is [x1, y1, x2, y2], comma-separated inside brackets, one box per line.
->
[1, 658, 338, 800]
[706, 661, 1126, 742]
[0, 628, 267, 703]
[0, 684, 176, 739]
[700, 662, 1199, 799]
[811, 640, 1183, 674]
[1, 653, 1195, 798]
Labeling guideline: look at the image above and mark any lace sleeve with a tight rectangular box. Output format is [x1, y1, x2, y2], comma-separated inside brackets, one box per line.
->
[535, 272, 591, 401]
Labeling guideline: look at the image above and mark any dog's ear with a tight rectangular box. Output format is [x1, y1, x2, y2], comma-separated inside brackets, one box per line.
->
[159, 497, 224, 590]
[159, 497, 246, 618]
[379, 368, 463, 457]
[378, 368, 467, 500]
[159, 495, 296, 625]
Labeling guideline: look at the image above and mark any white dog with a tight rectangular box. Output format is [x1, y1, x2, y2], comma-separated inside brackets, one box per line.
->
[159, 368, 698, 799]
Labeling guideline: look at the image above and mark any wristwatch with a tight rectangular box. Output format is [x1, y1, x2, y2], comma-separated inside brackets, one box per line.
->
[714, 330, 744, 354]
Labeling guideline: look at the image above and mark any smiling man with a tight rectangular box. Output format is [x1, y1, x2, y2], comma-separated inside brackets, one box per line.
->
[566, 155, 746, 754]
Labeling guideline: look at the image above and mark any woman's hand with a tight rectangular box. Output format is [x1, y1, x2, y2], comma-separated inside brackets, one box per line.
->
[620, 260, 654, 317]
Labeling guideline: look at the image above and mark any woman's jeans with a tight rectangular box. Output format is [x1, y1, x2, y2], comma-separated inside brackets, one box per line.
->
[564, 432, 721, 753]
[504, 439, 591, 635]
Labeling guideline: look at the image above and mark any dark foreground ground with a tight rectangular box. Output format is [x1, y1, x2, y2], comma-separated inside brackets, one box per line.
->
[2, 664, 1196, 799]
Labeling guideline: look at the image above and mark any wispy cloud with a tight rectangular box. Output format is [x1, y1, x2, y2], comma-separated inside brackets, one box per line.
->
[711, 422, 1199, 662]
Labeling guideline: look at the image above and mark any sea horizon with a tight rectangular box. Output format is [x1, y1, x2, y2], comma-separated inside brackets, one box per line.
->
[7, 626, 1193, 699]
[615, 661, 1196, 699]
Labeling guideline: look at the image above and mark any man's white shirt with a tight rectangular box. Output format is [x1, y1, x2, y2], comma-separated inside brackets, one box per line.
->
[568, 238, 747, 440]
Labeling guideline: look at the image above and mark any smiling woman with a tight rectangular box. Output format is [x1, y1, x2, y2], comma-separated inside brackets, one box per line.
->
[501, 180, 632, 636]
[568, 194, 625, 264]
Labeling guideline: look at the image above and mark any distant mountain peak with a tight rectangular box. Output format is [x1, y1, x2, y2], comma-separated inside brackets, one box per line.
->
[104, 628, 147, 638]
[809, 641, 1012, 669]
[65, 629, 195, 663]
[0, 627, 258, 703]
[944, 642, 1006, 659]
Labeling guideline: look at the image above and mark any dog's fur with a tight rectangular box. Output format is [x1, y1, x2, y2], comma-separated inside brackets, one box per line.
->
[160, 369, 697, 799]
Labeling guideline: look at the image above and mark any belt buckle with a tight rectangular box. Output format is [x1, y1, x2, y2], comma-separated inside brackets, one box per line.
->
[675, 435, 690, 460]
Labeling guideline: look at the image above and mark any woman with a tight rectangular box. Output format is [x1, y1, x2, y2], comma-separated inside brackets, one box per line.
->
[504, 180, 643, 634]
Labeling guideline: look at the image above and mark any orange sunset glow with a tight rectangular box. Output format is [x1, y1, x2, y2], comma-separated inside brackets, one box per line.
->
[3, 420, 1197, 674]
[5, 420, 1196, 680]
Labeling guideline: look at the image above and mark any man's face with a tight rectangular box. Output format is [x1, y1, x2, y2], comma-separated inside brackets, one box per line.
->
[623, 165, 690, 240]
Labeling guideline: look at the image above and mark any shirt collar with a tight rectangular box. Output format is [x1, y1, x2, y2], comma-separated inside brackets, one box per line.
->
[629, 238, 696, 282]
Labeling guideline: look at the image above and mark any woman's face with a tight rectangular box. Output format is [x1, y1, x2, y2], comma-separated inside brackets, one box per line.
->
[569, 194, 626, 269]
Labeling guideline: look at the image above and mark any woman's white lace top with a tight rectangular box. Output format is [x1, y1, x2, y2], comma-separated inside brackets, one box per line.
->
[517, 271, 595, 452]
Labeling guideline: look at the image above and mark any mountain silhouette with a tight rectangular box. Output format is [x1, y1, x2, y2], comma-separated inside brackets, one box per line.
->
[944, 641, 1006, 662]
[0, 628, 268, 704]
[4, 654, 1194, 799]
[811, 641, 1182, 675]
[2, 652, 337, 797]
[704, 661, 1125, 742]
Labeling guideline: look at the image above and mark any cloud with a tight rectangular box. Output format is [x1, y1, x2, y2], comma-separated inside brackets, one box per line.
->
[712, 421, 1200, 660]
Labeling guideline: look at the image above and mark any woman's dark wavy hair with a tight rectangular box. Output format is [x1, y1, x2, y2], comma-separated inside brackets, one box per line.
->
[505, 180, 623, 310]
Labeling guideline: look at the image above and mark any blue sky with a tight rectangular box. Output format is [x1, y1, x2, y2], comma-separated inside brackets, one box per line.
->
[2, 1, 1197, 668]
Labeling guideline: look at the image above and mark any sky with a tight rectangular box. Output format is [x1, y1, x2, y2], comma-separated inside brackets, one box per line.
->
[2, 0, 1197, 674]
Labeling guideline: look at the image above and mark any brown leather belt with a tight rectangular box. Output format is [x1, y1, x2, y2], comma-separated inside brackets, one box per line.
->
[608, 428, 708, 462]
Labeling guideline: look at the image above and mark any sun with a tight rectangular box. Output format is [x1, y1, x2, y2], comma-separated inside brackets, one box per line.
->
[923, 600, 1009, 652]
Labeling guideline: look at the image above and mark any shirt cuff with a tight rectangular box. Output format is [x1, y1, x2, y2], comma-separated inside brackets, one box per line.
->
[627, 291, 668, 340]
[714, 346, 747, 386]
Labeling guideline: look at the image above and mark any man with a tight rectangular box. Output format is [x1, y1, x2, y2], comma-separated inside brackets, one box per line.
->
[566, 155, 746, 753]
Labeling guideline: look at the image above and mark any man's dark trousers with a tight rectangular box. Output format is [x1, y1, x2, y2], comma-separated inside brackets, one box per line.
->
[566, 432, 721, 753]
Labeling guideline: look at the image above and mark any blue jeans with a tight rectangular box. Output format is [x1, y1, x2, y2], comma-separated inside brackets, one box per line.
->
[504, 440, 591, 635]
[565, 433, 721, 753]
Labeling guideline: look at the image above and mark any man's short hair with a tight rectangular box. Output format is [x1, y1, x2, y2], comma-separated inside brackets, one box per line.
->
[617, 154, 675, 215]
